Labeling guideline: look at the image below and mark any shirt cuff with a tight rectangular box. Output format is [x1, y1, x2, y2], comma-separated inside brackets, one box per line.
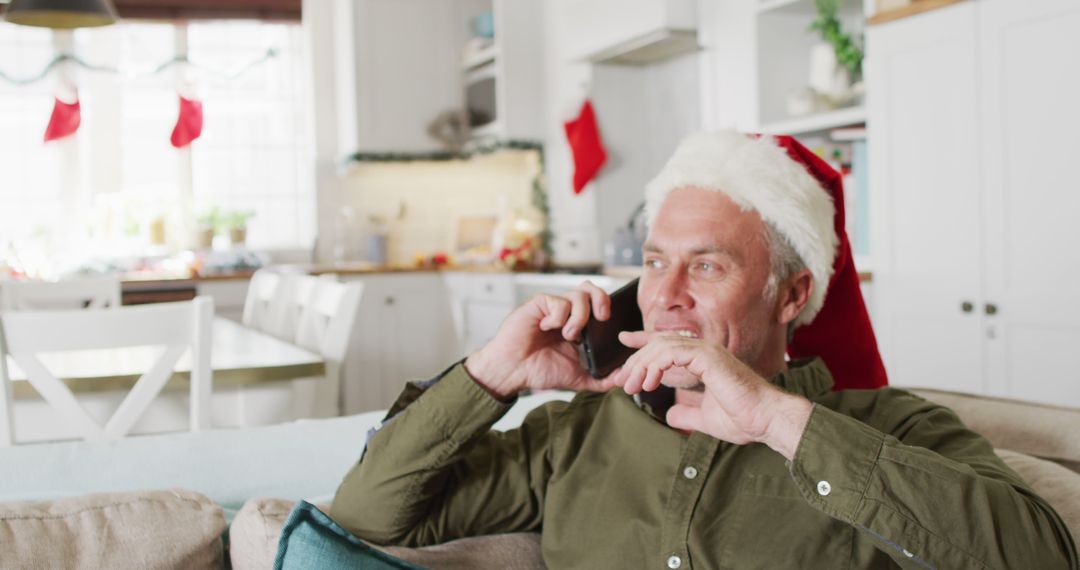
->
[411, 362, 516, 443]
[789, 404, 886, 522]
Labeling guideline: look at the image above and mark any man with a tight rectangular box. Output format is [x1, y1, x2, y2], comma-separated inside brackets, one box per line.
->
[331, 131, 1077, 569]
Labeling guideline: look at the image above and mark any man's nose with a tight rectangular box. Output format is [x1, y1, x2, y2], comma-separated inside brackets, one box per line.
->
[654, 267, 694, 310]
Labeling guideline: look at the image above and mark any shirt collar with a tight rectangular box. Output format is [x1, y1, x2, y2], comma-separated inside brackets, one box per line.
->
[769, 357, 835, 399]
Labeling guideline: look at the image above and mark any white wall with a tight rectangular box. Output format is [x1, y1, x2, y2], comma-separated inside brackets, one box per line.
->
[590, 53, 702, 250]
[697, 0, 759, 131]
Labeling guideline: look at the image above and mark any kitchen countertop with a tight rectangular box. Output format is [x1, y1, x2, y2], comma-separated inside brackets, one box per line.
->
[119, 263, 873, 287]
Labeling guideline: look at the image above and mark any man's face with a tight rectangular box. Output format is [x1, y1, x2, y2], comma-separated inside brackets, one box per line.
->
[637, 186, 777, 389]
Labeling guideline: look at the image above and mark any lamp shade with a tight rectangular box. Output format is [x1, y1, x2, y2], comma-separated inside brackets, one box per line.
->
[4, 0, 118, 28]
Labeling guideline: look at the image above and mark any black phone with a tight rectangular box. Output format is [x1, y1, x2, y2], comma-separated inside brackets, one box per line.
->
[576, 278, 643, 379]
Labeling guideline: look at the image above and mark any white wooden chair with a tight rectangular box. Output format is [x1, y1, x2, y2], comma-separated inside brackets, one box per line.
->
[0, 276, 122, 311]
[295, 277, 363, 359]
[241, 268, 285, 334]
[291, 277, 363, 416]
[241, 268, 318, 341]
[0, 297, 213, 446]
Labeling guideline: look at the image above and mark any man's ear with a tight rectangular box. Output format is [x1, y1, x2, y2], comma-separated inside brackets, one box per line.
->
[776, 269, 814, 326]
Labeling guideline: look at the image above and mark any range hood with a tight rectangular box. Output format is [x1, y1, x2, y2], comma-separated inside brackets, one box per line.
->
[566, 0, 700, 66]
[585, 28, 699, 65]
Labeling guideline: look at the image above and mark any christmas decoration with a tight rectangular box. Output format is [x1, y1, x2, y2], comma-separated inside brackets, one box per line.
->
[645, 131, 887, 391]
[563, 99, 607, 194]
[170, 96, 203, 148]
[43, 94, 80, 142]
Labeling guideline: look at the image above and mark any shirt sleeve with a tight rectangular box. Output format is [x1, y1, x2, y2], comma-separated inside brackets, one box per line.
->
[329, 362, 561, 547]
[789, 400, 1079, 569]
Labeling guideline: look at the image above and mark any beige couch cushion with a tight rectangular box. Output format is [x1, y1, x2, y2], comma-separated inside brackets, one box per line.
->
[0, 488, 225, 570]
[911, 388, 1080, 472]
[996, 449, 1080, 541]
[231, 497, 545, 570]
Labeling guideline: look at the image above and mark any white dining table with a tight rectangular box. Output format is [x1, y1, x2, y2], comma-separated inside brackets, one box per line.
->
[6, 317, 325, 399]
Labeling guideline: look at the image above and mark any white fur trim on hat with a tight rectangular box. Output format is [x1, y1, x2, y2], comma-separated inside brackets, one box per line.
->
[644, 131, 838, 327]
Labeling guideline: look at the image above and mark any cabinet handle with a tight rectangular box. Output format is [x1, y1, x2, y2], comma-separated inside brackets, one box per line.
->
[960, 301, 974, 313]
[984, 303, 998, 316]
[385, 296, 395, 306]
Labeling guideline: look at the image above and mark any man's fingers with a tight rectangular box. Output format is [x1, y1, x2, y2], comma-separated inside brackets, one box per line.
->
[618, 330, 649, 349]
[578, 280, 611, 321]
[561, 290, 592, 341]
[585, 368, 621, 392]
[666, 404, 705, 432]
[537, 295, 571, 331]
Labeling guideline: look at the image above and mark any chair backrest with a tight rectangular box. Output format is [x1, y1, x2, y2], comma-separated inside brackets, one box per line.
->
[0, 276, 122, 311]
[0, 297, 214, 446]
[242, 269, 284, 333]
[272, 274, 330, 343]
[294, 277, 363, 361]
[242, 269, 337, 342]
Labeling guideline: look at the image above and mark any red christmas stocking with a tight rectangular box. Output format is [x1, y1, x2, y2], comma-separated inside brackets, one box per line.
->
[43, 96, 81, 142]
[563, 99, 608, 194]
[171, 96, 204, 148]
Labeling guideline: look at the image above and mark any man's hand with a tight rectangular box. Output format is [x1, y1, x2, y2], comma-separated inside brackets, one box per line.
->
[463, 281, 620, 400]
[613, 332, 813, 461]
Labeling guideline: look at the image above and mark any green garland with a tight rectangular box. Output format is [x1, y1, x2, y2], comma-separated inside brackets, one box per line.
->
[809, 0, 863, 81]
[345, 139, 553, 262]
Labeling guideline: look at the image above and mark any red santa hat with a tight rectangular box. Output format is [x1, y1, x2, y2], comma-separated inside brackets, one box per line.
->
[643, 130, 887, 391]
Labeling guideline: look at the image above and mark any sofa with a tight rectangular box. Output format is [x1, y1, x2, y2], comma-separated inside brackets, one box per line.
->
[1, 388, 1077, 569]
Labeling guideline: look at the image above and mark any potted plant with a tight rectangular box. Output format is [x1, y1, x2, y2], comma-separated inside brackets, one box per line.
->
[222, 210, 255, 246]
[195, 208, 219, 249]
[807, 0, 864, 108]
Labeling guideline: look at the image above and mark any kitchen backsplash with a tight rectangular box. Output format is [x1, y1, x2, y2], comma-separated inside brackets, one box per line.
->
[340, 149, 542, 265]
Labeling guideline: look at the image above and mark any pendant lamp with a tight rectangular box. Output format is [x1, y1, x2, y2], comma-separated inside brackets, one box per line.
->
[4, 0, 118, 29]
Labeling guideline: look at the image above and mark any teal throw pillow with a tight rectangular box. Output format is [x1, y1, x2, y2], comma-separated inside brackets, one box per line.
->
[274, 501, 426, 570]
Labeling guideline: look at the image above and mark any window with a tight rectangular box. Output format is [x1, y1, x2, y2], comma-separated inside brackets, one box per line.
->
[0, 19, 314, 277]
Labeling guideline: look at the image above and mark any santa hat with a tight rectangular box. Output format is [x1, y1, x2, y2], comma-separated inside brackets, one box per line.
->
[644, 130, 887, 390]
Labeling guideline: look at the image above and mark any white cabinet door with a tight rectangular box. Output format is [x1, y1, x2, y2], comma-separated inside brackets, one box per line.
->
[867, 4, 986, 393]
[353, 0, 462, 152]
[979, 0, 1080, 406]
[195, 279, 250, 322]
[343, 274, 459, 412]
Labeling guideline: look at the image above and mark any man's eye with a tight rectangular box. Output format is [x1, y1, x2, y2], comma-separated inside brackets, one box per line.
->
[695, 261, 724, 276]
[644, 258, 663, 269]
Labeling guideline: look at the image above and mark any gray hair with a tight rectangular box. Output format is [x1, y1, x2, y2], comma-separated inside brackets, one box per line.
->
[761, 222, 808, 340]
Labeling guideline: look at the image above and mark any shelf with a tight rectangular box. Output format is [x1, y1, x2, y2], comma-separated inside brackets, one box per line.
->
[470, 121, 503, 140]
[867, 0, 968, 26]
[462, 44, 498, 70]
[755, 0, 807, 15]
[758, 105, 866, 136]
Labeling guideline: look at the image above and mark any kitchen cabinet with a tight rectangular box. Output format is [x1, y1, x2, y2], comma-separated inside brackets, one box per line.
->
[442, 272, 517, 355]
[340, 273, 460, 413]
[867, 0, 1080, 406]
[195, 279, 250, 322]
[560, 0, 698, 64]
[459, 0, 547, 141]
[353, 0, 462, 152]
[978, 0, 1080, 405]
[350, 0, 546, 151]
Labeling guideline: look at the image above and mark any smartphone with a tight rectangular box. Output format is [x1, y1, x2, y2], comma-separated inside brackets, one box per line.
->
[576, 278, 643, 379]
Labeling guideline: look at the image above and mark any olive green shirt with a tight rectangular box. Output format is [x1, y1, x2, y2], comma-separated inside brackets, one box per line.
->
[331, 359, 1078, 569]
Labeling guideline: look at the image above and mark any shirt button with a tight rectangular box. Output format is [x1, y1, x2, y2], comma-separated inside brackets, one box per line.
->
[666, 554, 682, 569]
[682, 466, 698, 480]
[816, 480, 832, 496]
